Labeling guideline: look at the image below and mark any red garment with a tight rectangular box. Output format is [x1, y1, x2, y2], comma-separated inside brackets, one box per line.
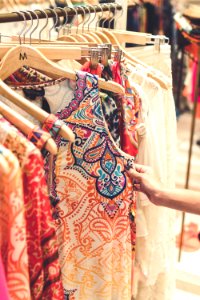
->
[23, 153, 64, 300]
[0, 118, 64, 300]
[81, 61, 103, 77]
[111, 61, 122, 85]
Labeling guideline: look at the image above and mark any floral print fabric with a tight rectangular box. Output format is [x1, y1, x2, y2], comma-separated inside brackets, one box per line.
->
[46, 71, 136, 300]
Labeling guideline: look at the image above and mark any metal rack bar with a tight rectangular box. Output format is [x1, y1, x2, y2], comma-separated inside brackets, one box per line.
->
[0, 4, 122, 24]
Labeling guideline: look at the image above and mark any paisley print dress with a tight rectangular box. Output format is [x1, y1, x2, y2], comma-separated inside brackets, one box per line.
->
[47, 71, 136, 300]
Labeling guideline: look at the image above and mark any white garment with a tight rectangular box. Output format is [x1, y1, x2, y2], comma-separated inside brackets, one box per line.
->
[129, 46, 176, 300]
[127, 44, 172, 81]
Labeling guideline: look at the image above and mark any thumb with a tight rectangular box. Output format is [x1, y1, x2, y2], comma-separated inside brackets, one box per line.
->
[127, 167, 142, 181]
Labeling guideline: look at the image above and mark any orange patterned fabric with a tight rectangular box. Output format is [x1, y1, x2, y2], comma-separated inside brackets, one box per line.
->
[0, 145, 31, 300]
[46, 71, 136, 300]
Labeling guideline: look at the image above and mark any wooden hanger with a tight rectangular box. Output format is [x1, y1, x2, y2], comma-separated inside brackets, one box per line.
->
[0, 80, 75, 142]
[68, 26, 109, 43]
[101, 28, 170, 89]
[68, 25, 170, 89]
[69, 6, 107, 43]
[0, 101, 58, 155]
[59, 5, 109, 44]
[58, 6, 93, 43]
[0, 44, 77, 142]
[0, 8, 83, 51]
[0, 44, 125, 94]
[0, 44, 123, 143]
[68, 4, 170, 89]
[0, 44, 87, 60]
[109, 30, 165, 46]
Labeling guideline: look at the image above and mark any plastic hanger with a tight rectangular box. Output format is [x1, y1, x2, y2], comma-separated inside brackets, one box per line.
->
[0, 101, 58, 155]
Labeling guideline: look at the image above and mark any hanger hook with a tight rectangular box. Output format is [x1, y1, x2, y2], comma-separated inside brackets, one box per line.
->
[108, 3, 116, 30]
[74, 6, 80, 34]
[95, 4, 103, 31]
[62, 7, 69, 35]
[46, 8, 59, 41]
[83, 5, 91, 32]
[13, 11, 27, 45]
[115, 2, 123, 28]
[101, 4, 110, 30]
[34, 9, 48, 43]
[56, 7, 68, 37]
[29, 10, 39, 45]
[69, 7, 79, 34]
[82, 6, 88, 33]
[64, 7, 74, 35]
[20, 10, 33, 44]
[87, 5, 97, 31]
[76, 6, 85, 34]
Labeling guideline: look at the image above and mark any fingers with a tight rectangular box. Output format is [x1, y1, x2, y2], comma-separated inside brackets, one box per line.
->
[134, 163, 150, 173]
[126, 167, 142, 181]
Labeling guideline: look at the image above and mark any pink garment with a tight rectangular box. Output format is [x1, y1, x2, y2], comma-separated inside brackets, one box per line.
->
[0, 254, 10, 300]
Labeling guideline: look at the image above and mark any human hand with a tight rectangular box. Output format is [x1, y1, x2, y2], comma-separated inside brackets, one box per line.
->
[126, 164, 162, 204]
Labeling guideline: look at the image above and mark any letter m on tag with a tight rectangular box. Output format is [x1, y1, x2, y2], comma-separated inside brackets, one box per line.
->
[19, 52, 27, 60]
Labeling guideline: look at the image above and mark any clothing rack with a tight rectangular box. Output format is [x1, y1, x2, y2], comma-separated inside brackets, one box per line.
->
[0, 4, 122, 24]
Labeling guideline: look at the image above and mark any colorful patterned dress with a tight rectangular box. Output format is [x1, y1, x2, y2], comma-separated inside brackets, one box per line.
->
[46, 71, 136, 300]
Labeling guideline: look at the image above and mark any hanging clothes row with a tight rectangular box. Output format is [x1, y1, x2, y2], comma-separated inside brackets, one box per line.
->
[0, 3, 177, 300]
